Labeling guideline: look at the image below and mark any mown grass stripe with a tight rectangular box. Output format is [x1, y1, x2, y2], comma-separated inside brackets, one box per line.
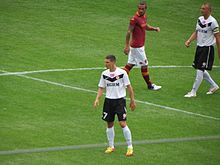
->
[1, 135, 219, 156]
[1, 69, 220, 121]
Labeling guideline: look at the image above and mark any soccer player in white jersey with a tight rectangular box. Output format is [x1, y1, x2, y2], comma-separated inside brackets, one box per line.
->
[94, 55, 136, 156]
[184, 2, 220, 98]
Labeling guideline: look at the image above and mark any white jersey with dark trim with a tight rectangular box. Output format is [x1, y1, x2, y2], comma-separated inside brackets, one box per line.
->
[196, 15, 219, 46]
[98, 67, 130, 99]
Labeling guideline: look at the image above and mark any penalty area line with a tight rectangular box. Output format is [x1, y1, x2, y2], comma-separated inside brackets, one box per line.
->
[0, 135, 220, 156]
[1, 69, 220, 121]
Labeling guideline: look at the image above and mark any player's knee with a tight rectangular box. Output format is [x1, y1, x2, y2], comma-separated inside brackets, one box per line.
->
[119, 121, 127, 128]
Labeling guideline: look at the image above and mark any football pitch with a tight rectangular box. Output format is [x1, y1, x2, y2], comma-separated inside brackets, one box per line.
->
[1, 0, 220, 164]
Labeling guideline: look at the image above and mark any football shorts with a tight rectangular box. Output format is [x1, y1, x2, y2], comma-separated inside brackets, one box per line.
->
[193, 46, 214, 71]
[127, 46, 148, 66]
[102, 98, 127, 122]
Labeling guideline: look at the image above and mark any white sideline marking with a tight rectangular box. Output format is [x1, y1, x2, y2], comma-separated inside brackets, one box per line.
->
[0, 67, 105, 76]
[20, 74, 97, 94]
[1, 69, 220, 121]
[0, 65, 219, 76]
[0, 135, 219, 155]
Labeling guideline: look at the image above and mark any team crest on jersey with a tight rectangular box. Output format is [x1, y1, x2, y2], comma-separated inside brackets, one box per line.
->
[110, 73, 115, 77]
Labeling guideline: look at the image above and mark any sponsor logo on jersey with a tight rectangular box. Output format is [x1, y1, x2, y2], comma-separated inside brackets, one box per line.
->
[107, 83, 120, 87]
[198, 29, 208, 33]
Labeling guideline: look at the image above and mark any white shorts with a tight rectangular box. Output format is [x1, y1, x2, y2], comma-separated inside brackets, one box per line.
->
[127, 46, 148, 66]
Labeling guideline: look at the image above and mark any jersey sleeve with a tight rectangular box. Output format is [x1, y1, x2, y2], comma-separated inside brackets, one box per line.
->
[211, 19, 219, 34]
[123, 71, 131, 87]
[130, 16, 137, 26]
[98, 73, 106, 88]
[195, 19, 199, 31]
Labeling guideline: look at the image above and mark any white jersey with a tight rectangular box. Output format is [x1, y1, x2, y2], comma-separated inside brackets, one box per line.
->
[98, 67, 130, 99]
[196, 15, 219, 46]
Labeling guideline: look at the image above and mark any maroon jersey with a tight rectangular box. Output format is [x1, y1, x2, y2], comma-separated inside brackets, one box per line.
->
[130, 12, 147, 48]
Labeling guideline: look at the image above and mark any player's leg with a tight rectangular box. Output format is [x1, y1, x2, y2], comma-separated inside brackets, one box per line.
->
[105, 122, 115, 153]
[203, 70, 219, 94]
[103, 98, 115, 153]
[203, 46, 219, 94]
[141, 65, 162, 90]
[119, 121, 133, 156]
[192, 69, 204, 94]
[117, 98, 133, 156]
[185, 69, 204, 97]
[141, 65, 152, 87]
[123, 63, 134, 75]
[185, 46, 204, 97]
[135, 47, 161, 90]
[123, 47, 135, 75]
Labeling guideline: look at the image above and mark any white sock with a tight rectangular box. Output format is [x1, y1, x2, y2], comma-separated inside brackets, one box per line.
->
[106, 127, 115, 148]
[203, 70, 218, 88]
[192, 70, 203, 93]
[122, 126, 133, 149]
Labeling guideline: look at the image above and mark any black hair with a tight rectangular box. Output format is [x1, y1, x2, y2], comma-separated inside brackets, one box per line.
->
[139, 0, 147, 9]
[105, 55, 116, 62]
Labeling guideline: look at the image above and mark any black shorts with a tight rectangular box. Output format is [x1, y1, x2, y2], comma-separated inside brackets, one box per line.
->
[102, 98, 127, 122]
[192, 46, 214, 71]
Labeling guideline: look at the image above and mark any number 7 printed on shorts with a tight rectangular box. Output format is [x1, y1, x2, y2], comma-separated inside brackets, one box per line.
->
[103, 112, 108, 119]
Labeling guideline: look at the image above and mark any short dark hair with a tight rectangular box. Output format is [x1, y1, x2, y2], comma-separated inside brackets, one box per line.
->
[105, 55, 116, 62]
[139, 0, 147, 9]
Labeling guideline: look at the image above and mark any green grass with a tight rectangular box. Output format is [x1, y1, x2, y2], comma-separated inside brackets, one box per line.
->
[1, 0, 220, 164]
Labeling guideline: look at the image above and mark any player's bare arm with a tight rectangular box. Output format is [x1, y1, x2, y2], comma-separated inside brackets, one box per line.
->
[185, 31, 197, 47]
[214, 32, 220, 59]
[94, 87, 104, 108]
[127, 85, 136, 111]
[145, 24, 160, 32]
[124, 25, 134, 55]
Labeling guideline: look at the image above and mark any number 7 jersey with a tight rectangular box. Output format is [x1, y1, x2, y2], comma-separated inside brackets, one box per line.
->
[98, 67, 131, 99]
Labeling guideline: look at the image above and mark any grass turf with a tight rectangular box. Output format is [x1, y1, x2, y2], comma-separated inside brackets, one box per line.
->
[1, 0, 220, 164]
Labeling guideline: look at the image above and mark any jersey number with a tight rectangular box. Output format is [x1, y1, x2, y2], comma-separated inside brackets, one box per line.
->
[103, 112, 108, 119]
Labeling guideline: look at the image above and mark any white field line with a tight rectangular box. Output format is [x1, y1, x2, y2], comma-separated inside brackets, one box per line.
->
[0, 135, 220, 156]
[1, 69, 220, 121]
[0, 67, 105, 76]
[0, 65, 220, 76]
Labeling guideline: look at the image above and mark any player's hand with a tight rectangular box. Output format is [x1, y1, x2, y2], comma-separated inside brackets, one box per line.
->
[124, 47, 130, 55]
[93, 99, 99, 108]
[155, 27, 160, 32]
[185, 40, 191, 47]
[130, 100, 136, 111]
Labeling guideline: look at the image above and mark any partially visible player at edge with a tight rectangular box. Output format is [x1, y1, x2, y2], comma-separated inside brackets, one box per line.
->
[123, 1, 161, 90]
[94, 55, 136, 157]
[184, 2, 220, 98]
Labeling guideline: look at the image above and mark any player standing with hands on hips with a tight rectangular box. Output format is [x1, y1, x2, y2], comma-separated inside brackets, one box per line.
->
[184, 2, 220, 98]
[123, 1, 161, 91]
[94, 55, 136, 156]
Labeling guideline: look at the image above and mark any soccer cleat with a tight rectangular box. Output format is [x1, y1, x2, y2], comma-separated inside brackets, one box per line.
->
[125, 148, 134, 157]
[184, 92, 196, 98]
[104, 147, 115, 154]
[148, 84, 162, 91]
[206, 86, 219, 95]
